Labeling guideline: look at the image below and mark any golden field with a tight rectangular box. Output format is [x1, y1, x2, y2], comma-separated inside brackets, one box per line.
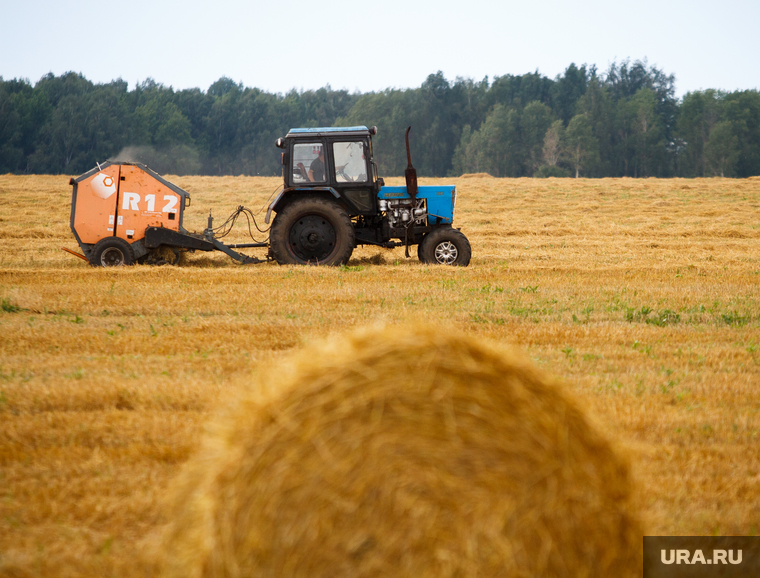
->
[1, 173, 759, 577]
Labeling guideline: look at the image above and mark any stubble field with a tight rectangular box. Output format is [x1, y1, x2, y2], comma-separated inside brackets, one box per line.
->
[1, 173, 759, 577]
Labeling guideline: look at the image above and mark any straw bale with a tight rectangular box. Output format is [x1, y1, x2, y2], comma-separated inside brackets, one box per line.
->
[157, 325, 641, 578]
[459, 172, 495, 178]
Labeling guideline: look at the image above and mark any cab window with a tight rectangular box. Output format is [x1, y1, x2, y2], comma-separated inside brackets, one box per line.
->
[293, 143, 325, 183]
[333, 141, 368, 183]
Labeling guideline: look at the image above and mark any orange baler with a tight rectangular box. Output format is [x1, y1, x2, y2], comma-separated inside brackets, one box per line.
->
[69, 162, 264, 266]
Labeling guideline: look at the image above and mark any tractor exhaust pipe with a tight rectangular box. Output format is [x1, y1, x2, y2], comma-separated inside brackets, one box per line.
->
[404, 126, 418, 201]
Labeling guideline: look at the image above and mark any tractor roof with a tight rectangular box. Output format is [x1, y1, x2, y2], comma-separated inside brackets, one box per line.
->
[286, 126, 371, 139]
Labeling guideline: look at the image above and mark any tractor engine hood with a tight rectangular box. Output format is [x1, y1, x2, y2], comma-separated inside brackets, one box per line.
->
[378, 185, 456, 225]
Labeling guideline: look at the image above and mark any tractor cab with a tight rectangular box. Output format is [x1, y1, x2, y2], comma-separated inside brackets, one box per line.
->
[275, 126, 383, 216]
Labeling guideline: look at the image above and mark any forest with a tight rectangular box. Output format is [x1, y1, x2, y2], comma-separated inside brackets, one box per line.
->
[1, 60, 759, 178]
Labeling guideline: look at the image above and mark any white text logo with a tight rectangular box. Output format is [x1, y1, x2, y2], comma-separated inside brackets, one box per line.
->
[661, 549, 742, 565]
[121, 192, 178, 213]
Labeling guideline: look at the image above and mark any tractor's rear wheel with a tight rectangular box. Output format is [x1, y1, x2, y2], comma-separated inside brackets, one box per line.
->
[269, 198, 355, 266]
[91, 237, 135, 267]
[418, 227, 471, 266]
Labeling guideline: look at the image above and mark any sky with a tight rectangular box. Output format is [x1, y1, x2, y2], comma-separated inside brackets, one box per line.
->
[2, 0, 759, 98]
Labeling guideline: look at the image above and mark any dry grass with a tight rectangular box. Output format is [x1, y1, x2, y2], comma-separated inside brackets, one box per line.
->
[1, 173, 759, 576]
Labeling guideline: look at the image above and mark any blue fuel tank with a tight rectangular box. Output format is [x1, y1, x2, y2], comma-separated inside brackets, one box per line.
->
[377, 185, 456, 225]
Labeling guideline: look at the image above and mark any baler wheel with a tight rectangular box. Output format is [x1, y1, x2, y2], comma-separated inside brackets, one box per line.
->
[418, 227, 471, 266]
[91, 237, 135, 267]
[269, 198, 354, 266]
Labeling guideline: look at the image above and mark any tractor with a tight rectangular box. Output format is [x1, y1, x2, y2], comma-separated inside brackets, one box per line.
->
[66, 126, 471, 267]
[267, 125, 471, 266]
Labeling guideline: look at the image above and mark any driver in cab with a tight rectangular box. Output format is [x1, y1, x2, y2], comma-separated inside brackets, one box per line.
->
[308, 147, 325, 182]
[296, 146, 325, 183]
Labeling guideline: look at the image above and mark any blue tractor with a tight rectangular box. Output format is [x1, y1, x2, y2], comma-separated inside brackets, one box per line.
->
[266, 126, 471, 266]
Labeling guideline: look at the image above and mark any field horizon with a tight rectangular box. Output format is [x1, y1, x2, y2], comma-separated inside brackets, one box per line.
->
[1, 173, 759, 576]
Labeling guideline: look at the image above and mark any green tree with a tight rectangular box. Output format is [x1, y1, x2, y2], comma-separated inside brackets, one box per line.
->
[720, 90, 760, 177]
[676, 90, 721, 176]
[550, 63, 591, 124]
[521, 101, 553, 173]
[627, 88, 667, 177]
[45, 94, 89, 170]
[28, 72, 95, 172]
[487, 71, 553, 110]
[704, 121, 739, 177]
[575, 77, 615, 176]
[604, 59, 678, 140]
[413, 72, 463, 177]
[153, 102, 193, 146]
[0, 81, 24, 172]
[468, 104, 522, 177]
[451, 124, 474, 176]
[564, 113, 598, 177]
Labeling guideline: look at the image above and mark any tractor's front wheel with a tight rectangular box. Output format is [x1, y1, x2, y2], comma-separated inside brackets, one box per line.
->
[269, 198, 355, 266]
[418, 227, 471, 266]
[90, 237, 135, 267]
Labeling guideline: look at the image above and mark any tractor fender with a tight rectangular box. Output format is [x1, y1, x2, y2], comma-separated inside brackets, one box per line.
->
[265, 187, 341, 224]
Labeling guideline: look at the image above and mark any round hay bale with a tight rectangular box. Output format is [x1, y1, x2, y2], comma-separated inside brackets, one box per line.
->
[459, 172, 495, 179]
[158, 325, 641, 578]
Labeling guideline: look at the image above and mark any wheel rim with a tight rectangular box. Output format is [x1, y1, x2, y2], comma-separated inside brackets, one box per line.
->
[100, 247, 125, 266]
[434, 241, 458, 265]
[288, 214, 337, 263]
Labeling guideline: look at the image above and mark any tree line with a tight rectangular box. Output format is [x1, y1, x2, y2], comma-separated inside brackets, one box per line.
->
[1, 61, 759, 178]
